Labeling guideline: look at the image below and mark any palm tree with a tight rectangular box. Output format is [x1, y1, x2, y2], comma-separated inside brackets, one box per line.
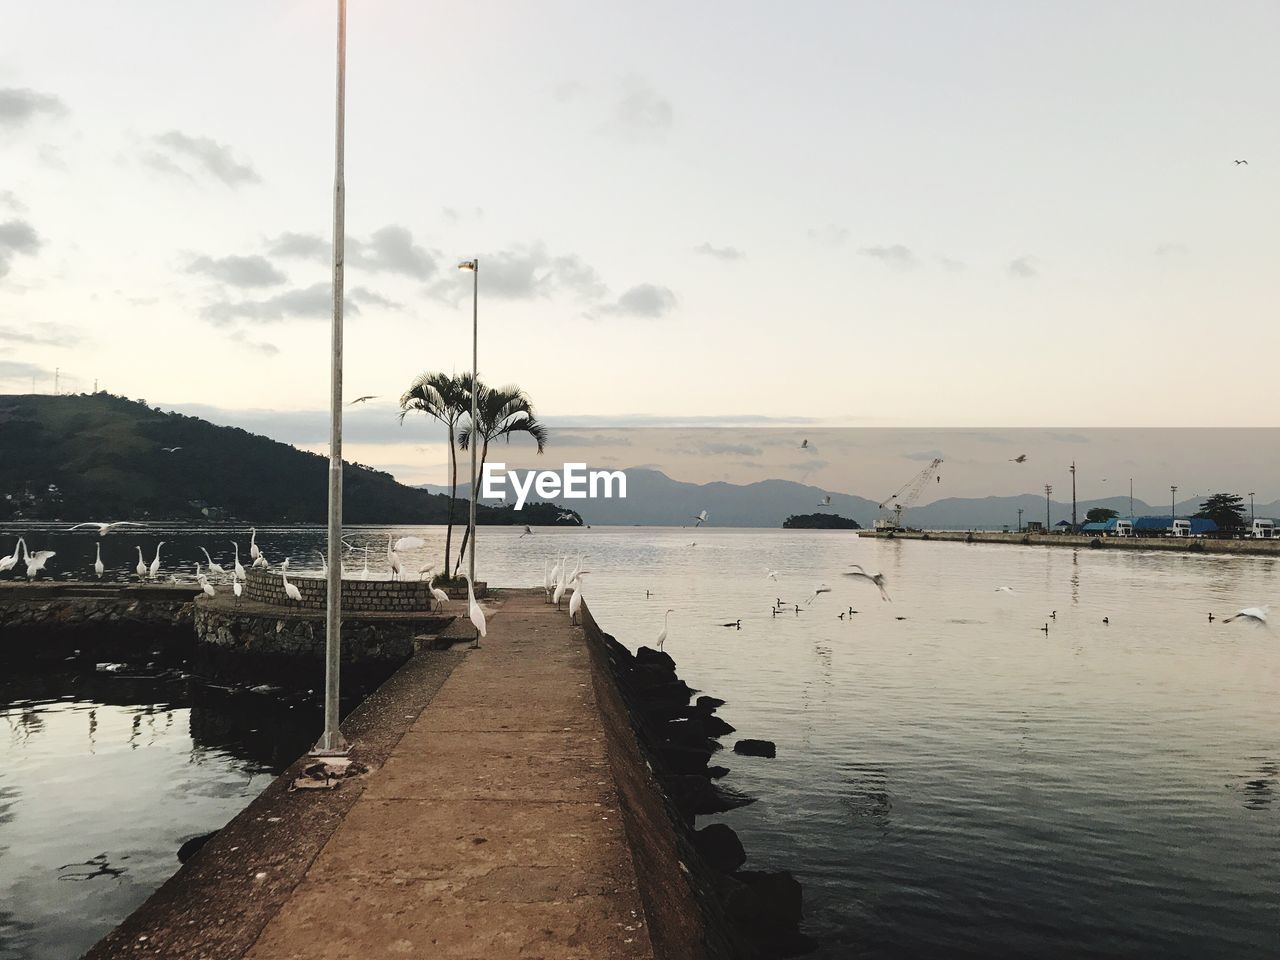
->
[399, 372, 468, 574]
[453, 378, 550, 575]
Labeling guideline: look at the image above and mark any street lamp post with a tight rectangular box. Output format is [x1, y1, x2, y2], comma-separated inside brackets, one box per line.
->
[1017, 507, 1023, 533]
[458, 259, 479, 584]
[316, 0, 347, 755]
[1070, 462, 1077, 530]
[1045, 484, 1053, 531]
[1170, 485, 1178, 534]
[1249, 491, 1256, 524]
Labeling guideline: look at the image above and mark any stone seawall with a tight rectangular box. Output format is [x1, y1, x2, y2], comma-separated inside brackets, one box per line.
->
[192, 594, 452, 685]
[0, 583, 199, 663]
[243, 569, 485, 611]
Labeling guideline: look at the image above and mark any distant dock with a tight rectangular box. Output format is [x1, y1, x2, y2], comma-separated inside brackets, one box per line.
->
[865, 529, 1280, 556]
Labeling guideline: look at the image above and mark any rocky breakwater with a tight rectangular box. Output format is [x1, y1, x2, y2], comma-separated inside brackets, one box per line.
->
[583, 606, 815, 958]
[0, 583, 198, 664]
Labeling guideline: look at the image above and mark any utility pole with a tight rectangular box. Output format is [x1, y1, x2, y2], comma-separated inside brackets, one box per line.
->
[1249, 491, 1256, 524]
[1170, 484, 1178, 532]
[1045, 484, 1053, 531]
[1070, 462, 1077, 530]
[1017, 507, 1023, 533]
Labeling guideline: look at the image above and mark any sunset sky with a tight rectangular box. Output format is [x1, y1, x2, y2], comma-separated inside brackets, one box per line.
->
[3, 1, 1277, 489]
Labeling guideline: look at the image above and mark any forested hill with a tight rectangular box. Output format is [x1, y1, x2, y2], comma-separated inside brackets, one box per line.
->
[0, 393, 557, 525]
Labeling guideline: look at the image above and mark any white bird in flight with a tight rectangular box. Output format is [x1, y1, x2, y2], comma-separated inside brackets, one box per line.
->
[692, 510, 709, 527]
[349, 395, 378, 405]
[70, 521, 146, 537]
[161, 446, 182, 453]
[845, 564, 891, 601]
[806, 584, 833, 605]
[818, 495, 832, 507]
[995, 586, 1015, 594]
[1224, 606, 1268, 626]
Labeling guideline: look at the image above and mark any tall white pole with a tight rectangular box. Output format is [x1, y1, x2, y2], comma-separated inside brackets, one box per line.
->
[468, 260, 478, 584]
[318, 0, 347, 754]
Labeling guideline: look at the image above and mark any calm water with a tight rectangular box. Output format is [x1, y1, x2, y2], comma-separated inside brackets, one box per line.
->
[3, 524, 1279, 956]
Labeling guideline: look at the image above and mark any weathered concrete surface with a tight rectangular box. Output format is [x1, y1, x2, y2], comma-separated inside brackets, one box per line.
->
[868, 528, 1280, 555]
[243, 590, 653, 960]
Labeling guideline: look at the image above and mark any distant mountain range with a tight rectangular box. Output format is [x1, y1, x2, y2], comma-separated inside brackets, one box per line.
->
[419, 468, 1280, 530]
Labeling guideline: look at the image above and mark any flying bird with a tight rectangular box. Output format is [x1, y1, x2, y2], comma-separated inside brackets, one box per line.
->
[23, 542, 56, 579]
[520, 525, 533, 538]
[1010, 454, 1028, 464]
[805, 584, 833, 605]
[161, 447, 182, 453]
[393, 536, 427, 552]
[818, 495, 832, 507]
[995, 586, 1015, 594]
[692, 510, 709, 527]
[556, 510, 578, 523]
[845, 564, 891, 601]
[1224, 606, 1268, 626]
[1234, 159, 1248, 165]
[70, 521, 147, 537]
[349, 395, 378, 405]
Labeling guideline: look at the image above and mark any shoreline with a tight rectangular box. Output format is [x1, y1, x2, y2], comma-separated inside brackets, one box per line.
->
[864, 529, 1280, 557]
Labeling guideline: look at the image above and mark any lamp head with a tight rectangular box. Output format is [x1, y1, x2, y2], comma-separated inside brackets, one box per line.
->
[457, 259, 477, 271]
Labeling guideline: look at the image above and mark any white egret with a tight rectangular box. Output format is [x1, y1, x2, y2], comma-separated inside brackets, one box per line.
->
[281, 556, 290, 573]
[845, 564, 892, 601]
[995, 586, 1014, 594]
[543, 557, 554, 600]
[656, 609, 673, 651]
[692, 510, 709, 527]
[69, 521, 146, 537]
[462, 572, 486, 648]
[281, 570, 302, 604]
[1224, 606, 1269, 626]
[428, 575, 449, 612]
[552, 556, 570, 609]
[568, 572, 588, 625]
[23, 542, 56, 579]
[200, 548, 226, 577]
[818, 495, 832, 507]
[0, 538, 23, 573]
[249, 528, 260, 562]
[196, 573, 216, 598]
[394, 536, 426, 552]
[805, 584, 833, 605]
[418, 561, 435, 581]
[232, 579, 243, 604]
[252, 552, 268, 570]
[93, 543, 104, 579]
[316, 551, 328, 576]
[149, 542, 165, 580]
[134, 547, 147, 580]
[230, 542, 246, 581]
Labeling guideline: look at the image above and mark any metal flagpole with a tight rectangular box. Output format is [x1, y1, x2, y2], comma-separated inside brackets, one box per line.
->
[317, 0, 348, 755]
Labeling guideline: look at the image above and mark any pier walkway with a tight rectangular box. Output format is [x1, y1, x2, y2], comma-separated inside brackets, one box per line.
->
[90, 590, 654, 960]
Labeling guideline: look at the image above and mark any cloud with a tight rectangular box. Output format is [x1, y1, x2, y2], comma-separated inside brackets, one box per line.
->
[267, 225, 437, 280]
[694, 242, 745, 261]
[860, 244, 917, 268]
[1155, 243, 1189, 257]
[674, 440, 764, 457]
[148, 130, 260, 187]
[202, 282, 400, 324]
[0, 191, 26, 214]
[441, 206, 483, 224]
[598, 283, 676, 318]
[0, 359, 50, 382]
[0, 219, 42, 278]
[229, 330, 280, 356]
[903, 449, 946, 461]
[940, 257, 965, 271]
[1008, 256, 1038, 279]
[429, 242, 606, 303]
[0, 321, 79, 347]
[612, 78, 672, 140]
[0, 87, 67, 128]
[187, 254, 287, 288]
[807, 224, 850, 246]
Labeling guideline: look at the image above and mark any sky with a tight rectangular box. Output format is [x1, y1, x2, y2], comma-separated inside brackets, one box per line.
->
[3, 1, 1278, 489]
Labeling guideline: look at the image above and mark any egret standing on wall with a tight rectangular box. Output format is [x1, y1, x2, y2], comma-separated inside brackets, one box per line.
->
[463, 571, 486, 649]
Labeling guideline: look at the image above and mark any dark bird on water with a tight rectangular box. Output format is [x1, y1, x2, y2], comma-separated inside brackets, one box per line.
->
[720, 620, 742, 629]
[1041, 623, 1050, 634]
[1050, 610, 1057, 620]
[1208, 612, 1215, 622]
[1103, 617, 1110, 625]
[1010, 454, 1028, 463]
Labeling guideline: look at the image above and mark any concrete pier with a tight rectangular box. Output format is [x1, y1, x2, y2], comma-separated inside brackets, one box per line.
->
[866, 528, 1280, 555]
[86, 591, 699, 960]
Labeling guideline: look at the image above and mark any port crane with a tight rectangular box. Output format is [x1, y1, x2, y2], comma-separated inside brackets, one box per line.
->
[874, 458, 943, 531]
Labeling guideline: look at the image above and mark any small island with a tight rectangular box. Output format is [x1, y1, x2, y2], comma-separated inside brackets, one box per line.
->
[782, 513, 862, 530]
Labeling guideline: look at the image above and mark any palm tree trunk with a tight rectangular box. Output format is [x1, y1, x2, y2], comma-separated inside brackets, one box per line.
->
[444, 422, 456, 575]
[453, 437, 492, 577]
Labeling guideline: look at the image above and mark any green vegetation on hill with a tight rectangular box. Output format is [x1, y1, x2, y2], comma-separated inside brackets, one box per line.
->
[782, 513, 862, 530]
[0, 393, 580, 525]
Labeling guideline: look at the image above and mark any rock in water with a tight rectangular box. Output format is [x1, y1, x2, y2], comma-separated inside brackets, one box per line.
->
[694, 823, 747, 873]
[734, 738, 776, 758]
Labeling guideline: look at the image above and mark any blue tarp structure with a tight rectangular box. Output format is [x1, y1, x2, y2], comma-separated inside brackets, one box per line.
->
[1132, 516, 1219, 534]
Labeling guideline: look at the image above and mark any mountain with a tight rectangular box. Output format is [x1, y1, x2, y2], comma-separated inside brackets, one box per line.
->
[419, 469, 1279, 530]
[0, 393, 519, 525]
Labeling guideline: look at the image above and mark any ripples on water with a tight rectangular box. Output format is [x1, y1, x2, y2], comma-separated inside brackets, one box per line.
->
[3, 524, 1279, 957]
